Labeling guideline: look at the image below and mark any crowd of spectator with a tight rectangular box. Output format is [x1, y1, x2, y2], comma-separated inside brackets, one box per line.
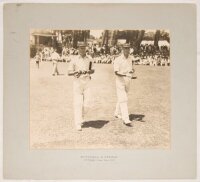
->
[33, 42, 170, 66]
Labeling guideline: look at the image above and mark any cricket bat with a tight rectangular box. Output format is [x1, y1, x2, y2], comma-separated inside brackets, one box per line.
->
[131, 60, 137, 79]
[89, 61, 92, 70]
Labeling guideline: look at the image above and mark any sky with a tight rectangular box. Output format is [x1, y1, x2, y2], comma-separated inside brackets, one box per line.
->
[89, 29, 169, 39]
[90, 30, 104, 38]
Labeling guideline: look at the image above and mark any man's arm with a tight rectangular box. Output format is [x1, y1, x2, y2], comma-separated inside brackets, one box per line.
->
[57, 53, 61, 61]
[68, 70, 78, 76]
[87, 69, 95, 74]
[115, 71, 126, 77]
[115, 70, 135, 78]
[67, 59, 78, 76]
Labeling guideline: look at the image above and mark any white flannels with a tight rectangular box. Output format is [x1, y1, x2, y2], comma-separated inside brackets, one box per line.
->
[114, 54, 134, 125]
[68, 55, 93, 130]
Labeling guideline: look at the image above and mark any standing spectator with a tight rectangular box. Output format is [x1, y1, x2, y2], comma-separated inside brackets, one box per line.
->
[43, 47, 49, 61]
[130, 47, 134, 55]
[51, 47, 60, 76]
[61, 45, 68, 62]
[34, 51, 41, 69]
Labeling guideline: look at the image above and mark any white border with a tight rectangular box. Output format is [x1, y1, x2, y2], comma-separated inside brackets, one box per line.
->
[0, 0, 199, 182]
[0, 0, 198, 3]
[0, 1, 3, 182]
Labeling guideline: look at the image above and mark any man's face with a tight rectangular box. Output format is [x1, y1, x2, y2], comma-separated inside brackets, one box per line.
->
[123, 47, 130, 57]
[78, 46, 86, 57]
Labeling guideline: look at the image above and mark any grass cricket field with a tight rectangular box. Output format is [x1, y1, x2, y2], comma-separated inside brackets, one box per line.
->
[30, 61, 170, 149]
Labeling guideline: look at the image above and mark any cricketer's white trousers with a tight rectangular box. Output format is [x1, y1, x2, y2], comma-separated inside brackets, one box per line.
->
[115, 77, 131, 122]
[52, 61, 59, 75]
[73, 77, 91, 127]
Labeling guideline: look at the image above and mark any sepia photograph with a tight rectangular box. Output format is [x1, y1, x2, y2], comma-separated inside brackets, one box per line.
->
[30, 29, 170, 149]
[3, 2, 197, 180]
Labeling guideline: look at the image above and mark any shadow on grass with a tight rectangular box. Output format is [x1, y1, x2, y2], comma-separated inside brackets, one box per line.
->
[82, 120, 109, 129]
[129, 114, 145, 122]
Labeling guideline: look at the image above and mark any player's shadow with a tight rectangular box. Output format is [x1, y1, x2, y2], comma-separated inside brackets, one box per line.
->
[129, 114, 145, 122]
[82, 120, 109, 129]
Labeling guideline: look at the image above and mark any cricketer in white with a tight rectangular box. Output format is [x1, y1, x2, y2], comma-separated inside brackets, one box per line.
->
[114, 43, 135, 127]
[68, 42, 95, 131]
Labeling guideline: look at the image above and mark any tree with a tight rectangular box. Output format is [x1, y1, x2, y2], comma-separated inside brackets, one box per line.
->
[90, 34, 95, 40]
[134, 30, 145, 53]
[160, 30, 170, 42]
[154, 30, 161, 47]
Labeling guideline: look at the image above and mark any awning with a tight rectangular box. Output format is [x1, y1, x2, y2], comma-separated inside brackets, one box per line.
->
[117, 39, 126, 44]
[140, 40, 154, 45]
